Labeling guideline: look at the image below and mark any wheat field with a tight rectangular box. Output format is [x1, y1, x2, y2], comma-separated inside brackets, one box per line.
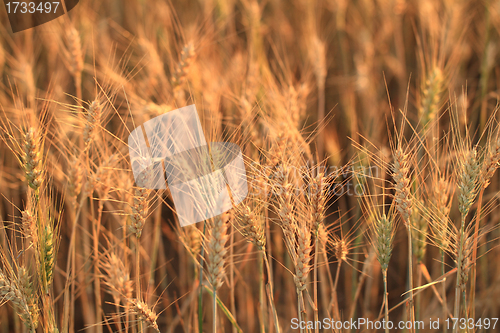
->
[1, 0, 500, 332]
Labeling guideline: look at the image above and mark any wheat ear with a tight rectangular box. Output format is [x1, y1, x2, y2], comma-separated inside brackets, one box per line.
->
[454, 148, 479, 332]
[128, 298, 160, 332]
[420, 66, 444, 128]
[0, 269, 38, 332]
[457, 148, 479, 217]
[392, 148, 415, 331]
[374, 213, 395, 333]
[127, 172, 152, 239]
[40, 224, 55, 294]
[239, 205, 266, 250]
[22, 127, 43, 192]
[469, 132, 500, 320]
[83, 100, 102, 149]
[207, 210, 232, 332]
[102, 253, 133, 305]
[171, 43, 195, 90]
[67, 26, 83, 100]
[310, 169, 327, 331]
